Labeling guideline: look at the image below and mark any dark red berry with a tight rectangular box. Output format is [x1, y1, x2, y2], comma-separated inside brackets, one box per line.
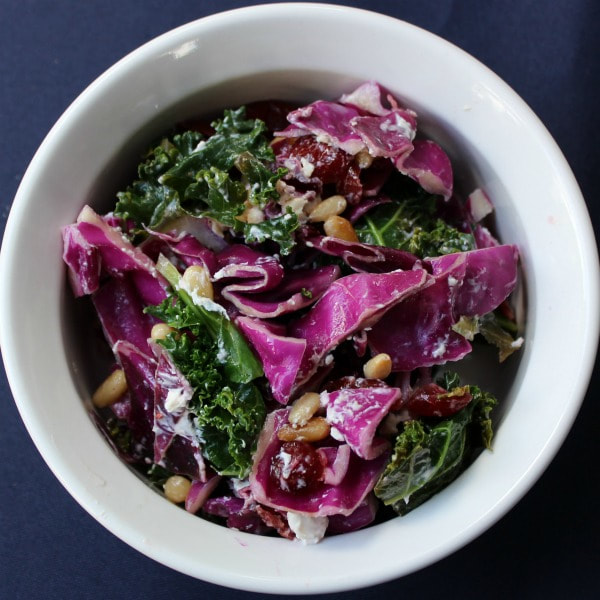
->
[406, 383, 472, 417]
[270, 441, 325, 493]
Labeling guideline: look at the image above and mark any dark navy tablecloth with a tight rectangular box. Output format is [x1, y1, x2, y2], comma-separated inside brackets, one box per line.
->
[1, 1, 598, 598]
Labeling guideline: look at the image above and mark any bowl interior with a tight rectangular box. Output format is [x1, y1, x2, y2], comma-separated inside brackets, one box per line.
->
[1, 4, 598, 594]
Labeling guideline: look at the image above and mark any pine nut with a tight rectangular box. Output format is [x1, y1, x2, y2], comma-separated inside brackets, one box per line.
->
[288, 392, 321, 427]
[92, 369, 127, 408]
[181, 265, 214, 300]
[237, 202, 265, 224]
[278, 417, 330, 443]
[323, 215, 359, 242]
[150, 323, 174, 341]
[245, 206, 265, 224]
[363, 353, 393, 380]
[308, 195, 347, 222]
[163, 475, 191, 503]
[356, 149, 374, 169]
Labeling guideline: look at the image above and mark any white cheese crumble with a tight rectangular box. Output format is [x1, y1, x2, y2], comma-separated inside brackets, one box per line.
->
[511, 336, 524, 349]
[329, 426, 345, 442]
[315, 133, 333, 146]
[216, 339, 228, 363]
[287, 512, 329, 545]
[431, 337, 448, 358]
[300, 157, 315, 178]
[164, 387, 189, 413]
[278, 450, 293, 479]
[378, 113, 415, 140]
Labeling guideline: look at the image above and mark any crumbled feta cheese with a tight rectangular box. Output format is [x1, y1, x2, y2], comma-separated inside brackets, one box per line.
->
[172, 416, 197, 439]
[278, 450, 293, 479]
[216, 338, 228, 363]
[287, 512, 329, 545]
[329, 426, 345, 442]
[316, 133, 332, 145]
[431, 337, 448, 358]
[164, 387, 189, 413]
[300, 157, 315, 178]
[511, 336, 524, 349]
[378, 113, 415, 140]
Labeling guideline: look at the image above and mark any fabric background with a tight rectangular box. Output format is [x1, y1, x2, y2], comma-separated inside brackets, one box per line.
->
[1, 1, 598, 598]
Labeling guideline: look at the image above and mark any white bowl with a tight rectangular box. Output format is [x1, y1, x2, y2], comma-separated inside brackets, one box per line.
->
[1, 3, 598, 594]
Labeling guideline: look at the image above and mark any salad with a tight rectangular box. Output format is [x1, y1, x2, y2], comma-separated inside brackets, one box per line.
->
[62, 81, 523, 544]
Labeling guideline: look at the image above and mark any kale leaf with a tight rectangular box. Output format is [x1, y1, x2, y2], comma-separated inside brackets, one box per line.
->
[115, 131, 203, 235]
[243, 208, 300, 256]
[235, 151, 288, 208]
[148, 255, 263, 384]
[146, 463, 174, 489]
[159, 107, 276, 195]
[452, 312, 523, 362]
[185, 166, 248, 227]
[193, 382, 266, 477]
[374, 374, 497, 515]
[155, 330, 266, 478]
[113, 106, 297, 254]
[354, 182, 475, 258]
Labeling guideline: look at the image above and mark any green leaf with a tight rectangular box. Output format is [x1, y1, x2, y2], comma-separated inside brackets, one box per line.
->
[451, 312, 523, 362]
[186, 166, 248, 228]
[409, 219, 476, 257]
[114, 131, 203, 235]
[193, 383, 266, 477]
[149, 255, 263, 384]
[436, 370, 462, 391]
[105, 417, 133, 456]
[153, 329, 266, 479]
[235, 151, 288, 208]
[112, 107, 295, 253]
[451, 315, 480, 341]
[146, 463, 173, 488]
[374, 415, 469, 514]
[478, 313, 524, 362]
[354, 182, 475, 258]
[243, 208, 300, 255]
[160, 107, 274, 192]
[113, 107, 284, 239]
[374, 374, 497, 515]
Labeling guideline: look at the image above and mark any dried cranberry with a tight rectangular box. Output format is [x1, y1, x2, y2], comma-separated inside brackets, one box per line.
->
[270, 441, 325, 493]
[288, 137, 353, 184]
[255, 505, 295, 540]
[340, 161, 363, 204]
[406, 383, 472, 417]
